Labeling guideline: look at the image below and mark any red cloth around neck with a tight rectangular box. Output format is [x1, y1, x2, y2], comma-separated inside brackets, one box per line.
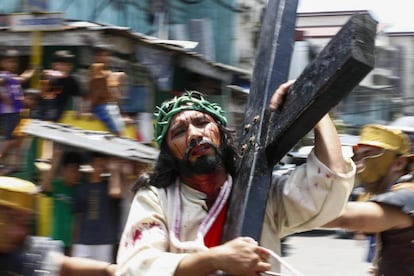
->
[203, 203, 228, 248]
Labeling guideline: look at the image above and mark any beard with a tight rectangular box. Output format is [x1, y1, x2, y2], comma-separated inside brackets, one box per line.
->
[176, 139, 224, 177]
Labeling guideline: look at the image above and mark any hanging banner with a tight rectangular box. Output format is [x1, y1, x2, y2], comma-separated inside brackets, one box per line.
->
[8, 12, 63, 31]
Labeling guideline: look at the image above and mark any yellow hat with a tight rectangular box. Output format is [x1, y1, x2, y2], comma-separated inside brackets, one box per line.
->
[357, 124, 414, 158]
[0, 177, 37, 212]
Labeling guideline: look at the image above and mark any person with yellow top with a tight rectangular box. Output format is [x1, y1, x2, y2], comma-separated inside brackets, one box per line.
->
[324, 124, 414, 275]
[0, 176, 116, 275]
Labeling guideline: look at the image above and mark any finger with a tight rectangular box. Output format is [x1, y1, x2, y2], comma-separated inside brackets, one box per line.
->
[269, 80, 294, 110]
[255, 261, 272, 272]
[255, 247, 270, 262]
[269, 92, 283, 111]
[269, 87, 285, 110]
[240, 236, 258, 245]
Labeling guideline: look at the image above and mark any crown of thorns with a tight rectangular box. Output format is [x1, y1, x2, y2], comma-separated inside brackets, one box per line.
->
[153, 91, 227, 145]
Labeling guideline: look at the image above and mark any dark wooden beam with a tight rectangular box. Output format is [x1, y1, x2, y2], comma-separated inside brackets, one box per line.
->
[223, 0, 299, 241]
[265, 14, 377, 166]
[223, 13, 377, 242]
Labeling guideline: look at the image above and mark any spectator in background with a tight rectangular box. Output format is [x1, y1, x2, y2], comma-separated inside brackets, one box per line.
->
[35, 50, 81, 192]
[0, 49, 34, 175]
[324, 124, 414, 275]
[41, 146, 85, 256]
[0, 176, 117, 275]
[87, 45, 127, 137]
[33, 50, 83, 122]
[72, 151, 118, 263]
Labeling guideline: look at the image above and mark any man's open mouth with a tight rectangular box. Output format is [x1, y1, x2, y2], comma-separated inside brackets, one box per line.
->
[190, 143, 211, 157]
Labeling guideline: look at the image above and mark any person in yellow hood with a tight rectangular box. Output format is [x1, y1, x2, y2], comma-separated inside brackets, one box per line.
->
[325, 124, 414, 275]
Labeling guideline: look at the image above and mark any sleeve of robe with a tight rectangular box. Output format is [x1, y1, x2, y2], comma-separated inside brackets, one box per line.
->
[116, 187, 188, 276]
[265, 149, 356, 238]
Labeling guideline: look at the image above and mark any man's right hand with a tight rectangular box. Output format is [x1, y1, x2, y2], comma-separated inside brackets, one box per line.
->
[175, 236, 271, 276]
[209, 237, 271, 275]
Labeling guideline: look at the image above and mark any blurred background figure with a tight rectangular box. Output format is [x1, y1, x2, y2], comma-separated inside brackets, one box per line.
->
[41, 147, 85, 256]
[72, 152, 118, 263]
[87, 45, 127, 137]
[324, 124, 414, 275]
[32, 50, 83, 122]
[0, 49, 34, 175]
[0, 176, 116, 276]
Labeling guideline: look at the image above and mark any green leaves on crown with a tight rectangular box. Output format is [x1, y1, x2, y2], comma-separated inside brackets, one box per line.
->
[153, 91, 227, 145]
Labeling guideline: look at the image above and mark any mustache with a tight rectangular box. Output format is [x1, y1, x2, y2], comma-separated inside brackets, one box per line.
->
[184, 138, 219, 160]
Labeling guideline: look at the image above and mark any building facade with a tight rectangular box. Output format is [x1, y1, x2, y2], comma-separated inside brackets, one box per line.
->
[2, 1, 414, 129]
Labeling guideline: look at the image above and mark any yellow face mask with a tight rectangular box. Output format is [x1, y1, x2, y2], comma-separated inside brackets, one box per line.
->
[357, 150, 397, 184]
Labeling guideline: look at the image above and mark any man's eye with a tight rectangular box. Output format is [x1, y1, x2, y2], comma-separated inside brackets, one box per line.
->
[172, 128, 185, 137]
[195, 119, 209, 127]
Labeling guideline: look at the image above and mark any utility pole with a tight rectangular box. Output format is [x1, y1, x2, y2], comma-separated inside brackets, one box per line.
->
[150, 0, 170, 39]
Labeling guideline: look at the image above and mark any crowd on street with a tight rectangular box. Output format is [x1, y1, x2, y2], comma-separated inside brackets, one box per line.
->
[1, 44, 413, 276]
[0, 45, 149, 265]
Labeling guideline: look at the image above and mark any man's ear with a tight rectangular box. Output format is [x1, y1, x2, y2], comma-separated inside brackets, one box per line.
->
[392, 156, 409, 173]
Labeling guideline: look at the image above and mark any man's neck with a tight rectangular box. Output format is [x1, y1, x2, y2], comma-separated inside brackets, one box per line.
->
[181, 168, 227, 203]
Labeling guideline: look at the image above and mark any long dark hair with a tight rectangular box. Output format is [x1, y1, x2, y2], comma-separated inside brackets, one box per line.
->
[146, 124, 239, 189]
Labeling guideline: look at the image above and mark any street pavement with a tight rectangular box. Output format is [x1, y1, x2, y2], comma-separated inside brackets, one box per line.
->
[280, 229, 373, 276]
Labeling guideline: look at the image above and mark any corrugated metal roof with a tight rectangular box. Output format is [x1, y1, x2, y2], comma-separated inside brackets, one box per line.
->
[21, 119, 159, 163]
[0, 18, 252, 79]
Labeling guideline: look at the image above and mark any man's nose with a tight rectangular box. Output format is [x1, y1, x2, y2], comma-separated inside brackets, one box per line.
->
[187, 124, 203, 142]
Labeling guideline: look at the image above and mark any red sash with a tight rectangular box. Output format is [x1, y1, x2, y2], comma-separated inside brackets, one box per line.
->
[203, 203, 228, 248]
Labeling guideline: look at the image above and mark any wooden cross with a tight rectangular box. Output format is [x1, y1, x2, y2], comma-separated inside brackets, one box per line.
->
[223, 0, 377, 242]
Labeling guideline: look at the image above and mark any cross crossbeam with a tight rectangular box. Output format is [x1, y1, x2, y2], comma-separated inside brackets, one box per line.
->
[223, 7, 377, 241]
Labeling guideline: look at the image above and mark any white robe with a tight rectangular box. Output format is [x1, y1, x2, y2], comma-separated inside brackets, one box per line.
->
[116, 150, 355, 275]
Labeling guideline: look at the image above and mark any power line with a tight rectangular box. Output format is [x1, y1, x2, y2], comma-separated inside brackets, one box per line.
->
[89, 0, 111, 21]
[340, 101, 414, 115]
[59, 0, 75, 11]
[212, 0, 248, 13]
[343, 95, 414, 107]
[179, 0, 247, 13]
[179, 0, 205, 4]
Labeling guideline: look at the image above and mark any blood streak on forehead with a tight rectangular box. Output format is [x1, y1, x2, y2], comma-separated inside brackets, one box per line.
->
[170, 110, 215, 126]
[169, 110, 219, 142]
[167, 110, 221, 158]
